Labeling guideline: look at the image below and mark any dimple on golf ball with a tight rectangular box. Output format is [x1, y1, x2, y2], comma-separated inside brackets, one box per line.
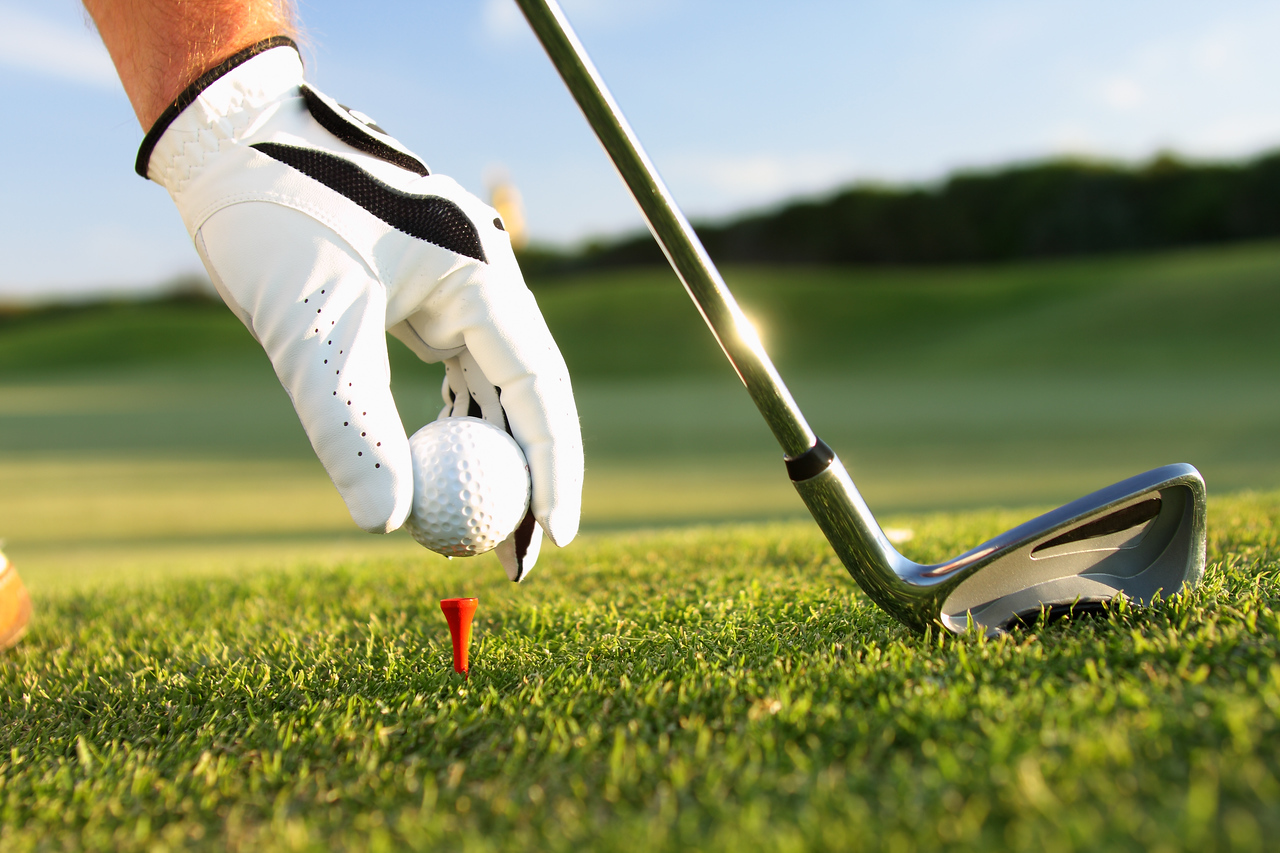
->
[404, 417, 531, 558]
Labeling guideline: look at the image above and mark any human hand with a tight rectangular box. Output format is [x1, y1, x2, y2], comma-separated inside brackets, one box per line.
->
[138, 40, 582, 580]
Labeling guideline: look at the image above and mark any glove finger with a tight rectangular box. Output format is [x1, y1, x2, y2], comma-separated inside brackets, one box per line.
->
[441, 358, 469, 419]
[454, 350, 505, 428]
[466, 276, 582, 547]
[426, 306, 579, 546]
[441, 355, 499, 421]
[398, 278, 581, 545]
[197, 203, 413, 533]
[496, 510, 542, 582]
[383, 178, 582, 547]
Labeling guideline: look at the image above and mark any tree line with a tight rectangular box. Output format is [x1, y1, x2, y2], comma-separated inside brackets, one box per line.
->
[518, 150, 1280, 274]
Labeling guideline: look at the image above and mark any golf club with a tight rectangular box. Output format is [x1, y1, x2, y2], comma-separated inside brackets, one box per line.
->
[514, 0, 1208, 634]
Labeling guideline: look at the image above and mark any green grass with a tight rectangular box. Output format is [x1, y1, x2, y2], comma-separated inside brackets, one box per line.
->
[3, 241, 1279, 578]
[2, 492, 1278, 851]
[3, 243, 1280, 849]
[535, 241, 1280, 378]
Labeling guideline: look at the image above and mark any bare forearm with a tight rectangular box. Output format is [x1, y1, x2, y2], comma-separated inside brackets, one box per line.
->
[84, 0, 295, 130]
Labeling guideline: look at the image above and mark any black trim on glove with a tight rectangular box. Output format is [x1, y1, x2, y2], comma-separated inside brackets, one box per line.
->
[300, 86, 430, 177]
[135, 35, 300, 179]
[252, 142, 489, 262]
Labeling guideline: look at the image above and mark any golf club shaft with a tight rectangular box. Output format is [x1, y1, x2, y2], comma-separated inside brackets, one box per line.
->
[514, 0, 933, 628]
[514, 0, 815, 460]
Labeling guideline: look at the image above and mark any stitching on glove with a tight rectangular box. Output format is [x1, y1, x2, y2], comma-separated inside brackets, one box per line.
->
[251, 142, 489, 263]
[300, 86, 429, 177]
[136, 36, 300, 180]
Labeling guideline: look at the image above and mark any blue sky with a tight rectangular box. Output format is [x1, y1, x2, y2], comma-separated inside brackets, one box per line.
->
[2, 0, 1280, 298]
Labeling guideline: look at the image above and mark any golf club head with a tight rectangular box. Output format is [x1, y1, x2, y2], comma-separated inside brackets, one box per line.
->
[790, 449, 1207, 634]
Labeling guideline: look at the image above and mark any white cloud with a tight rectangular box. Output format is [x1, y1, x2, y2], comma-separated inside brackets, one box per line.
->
[662, 151, 864, 216]
[1190, 29, 1240, 74]
[0, 4, 117, 88]
[1102, 77, 1144, 111]
[1070, 9, 1280, 161]
[1184, 114, 1280, 159]
[481, 0, 527, 43]
[1088, 7, 1280, 113]
[1042, 123, 1106, 158]
[686, 154, 796, 195]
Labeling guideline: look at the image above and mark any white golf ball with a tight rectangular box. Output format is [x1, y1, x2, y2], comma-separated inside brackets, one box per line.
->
[404, 417, 531, 558]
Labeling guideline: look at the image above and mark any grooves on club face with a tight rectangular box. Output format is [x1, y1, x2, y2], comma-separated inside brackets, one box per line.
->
[791, 458, 1208, 634]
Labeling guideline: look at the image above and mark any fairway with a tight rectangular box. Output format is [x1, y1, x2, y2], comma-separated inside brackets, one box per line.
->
[2, 494, 1278, 850]
[3, 241, 1280, 581]
[3, 242, 1280, 849]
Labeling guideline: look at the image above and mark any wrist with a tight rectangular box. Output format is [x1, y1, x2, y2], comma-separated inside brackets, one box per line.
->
[84, 0, 298, 130]
[138, 38, 302, 184]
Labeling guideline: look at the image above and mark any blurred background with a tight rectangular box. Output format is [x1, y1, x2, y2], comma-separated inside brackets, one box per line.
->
[2, 0, 1278, 587]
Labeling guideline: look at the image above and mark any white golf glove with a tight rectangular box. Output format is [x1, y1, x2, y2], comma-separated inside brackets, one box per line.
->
[137, 38, 582, 581]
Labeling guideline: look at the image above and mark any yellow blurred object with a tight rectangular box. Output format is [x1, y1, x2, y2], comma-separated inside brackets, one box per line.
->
[0, 548, 32, 650]
[486, 167, 528, 250]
